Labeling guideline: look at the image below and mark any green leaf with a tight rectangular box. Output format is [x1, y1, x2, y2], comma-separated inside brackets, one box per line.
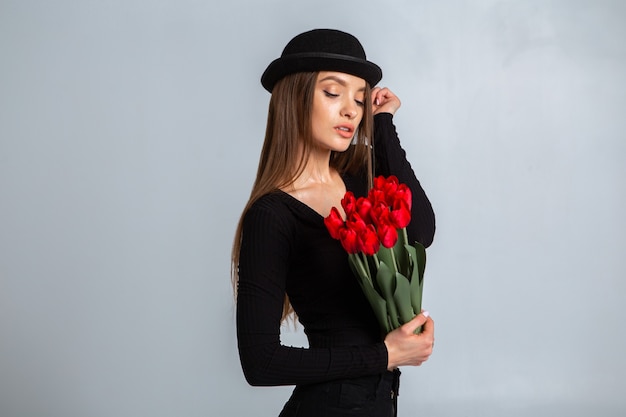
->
[404, 243, 425, 316]
[414, 242, 426, 282]
[377, 246, 395, 274]
[376, 261, 400, 329]
[393, 271, 415, 324]
[403, 244, 418, 282]
[349, 256, 392, 333]
[359, 278, 392, 334]
[393, 229, 409, 275]
[410, 274, 423, 319]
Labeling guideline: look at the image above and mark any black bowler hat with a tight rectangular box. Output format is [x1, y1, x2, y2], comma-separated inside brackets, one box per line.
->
[261, 29, 382, 92]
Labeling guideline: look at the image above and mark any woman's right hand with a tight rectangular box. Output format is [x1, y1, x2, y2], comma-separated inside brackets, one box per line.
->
[371, 87, 401, 116]
[383, 311, 435, 370]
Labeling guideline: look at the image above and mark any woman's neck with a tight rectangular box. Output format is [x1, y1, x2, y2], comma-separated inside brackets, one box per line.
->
[285, 147, 347, 218]
[292, 145, 333, 187]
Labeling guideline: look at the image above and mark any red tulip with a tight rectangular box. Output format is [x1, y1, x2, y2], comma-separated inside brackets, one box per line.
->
[339, 227, 359, 254]
[384, 175, 399, 186]
[346, 212, 367, 235]
[389, 200, 411, 229]
[358, 224, 380, 255]
[369, 201, 390, 227]
[377, 222, 398, 248]
[368, 188, 387, 207]
[324, 207, 345, 240]
[355, 197, 372, 224]
[393, 184, 412, 210]
[372, 175, 398, 204]
[372, 176, 386, 190]
[341, 191, 357, 217]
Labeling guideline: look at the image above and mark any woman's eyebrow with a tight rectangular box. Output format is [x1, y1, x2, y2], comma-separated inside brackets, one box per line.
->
[318, 75, 366, 91]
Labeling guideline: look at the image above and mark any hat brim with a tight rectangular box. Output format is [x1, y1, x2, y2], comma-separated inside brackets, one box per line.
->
[261, 52, 382, 92]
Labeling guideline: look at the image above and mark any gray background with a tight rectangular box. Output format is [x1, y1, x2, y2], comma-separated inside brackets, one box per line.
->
[1, 1, 625, 416]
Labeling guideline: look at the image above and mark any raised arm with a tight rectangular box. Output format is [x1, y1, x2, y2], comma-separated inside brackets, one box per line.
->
[371, 87, 436, 247]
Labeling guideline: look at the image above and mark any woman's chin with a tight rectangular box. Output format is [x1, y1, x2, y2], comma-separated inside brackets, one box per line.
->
[332, 139, 354, 153]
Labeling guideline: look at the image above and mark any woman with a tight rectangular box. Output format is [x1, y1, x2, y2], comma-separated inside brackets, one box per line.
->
[232, 29, 436, 417]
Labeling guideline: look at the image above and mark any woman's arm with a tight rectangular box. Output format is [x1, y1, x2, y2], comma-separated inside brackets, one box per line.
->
[236, 196, 388, 386]
[371, 88, 436, 248]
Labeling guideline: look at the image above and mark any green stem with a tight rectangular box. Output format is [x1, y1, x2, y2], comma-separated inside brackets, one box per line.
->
[389, 246, 398, 275]
[360, 252, 371, 282]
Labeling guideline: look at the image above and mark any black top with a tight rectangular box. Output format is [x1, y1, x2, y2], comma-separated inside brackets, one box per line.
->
[236, 113, 436, 386]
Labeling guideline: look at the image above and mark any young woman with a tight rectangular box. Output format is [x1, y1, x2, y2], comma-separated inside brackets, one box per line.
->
[232, 29, 436, 417]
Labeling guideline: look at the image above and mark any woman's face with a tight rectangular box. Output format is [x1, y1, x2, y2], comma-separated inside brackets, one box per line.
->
[310, 71, 366, 153]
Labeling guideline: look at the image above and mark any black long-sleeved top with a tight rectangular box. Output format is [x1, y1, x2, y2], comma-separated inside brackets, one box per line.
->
[237, 113, 435, 386]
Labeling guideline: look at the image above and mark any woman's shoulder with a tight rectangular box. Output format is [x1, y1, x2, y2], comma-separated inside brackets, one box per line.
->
[245, 190, 322, 234]
[248, 190, 289, 215]
[248, 190, 292, 212]
[244, 191, 299, 228]
[240, 191, 300, 251]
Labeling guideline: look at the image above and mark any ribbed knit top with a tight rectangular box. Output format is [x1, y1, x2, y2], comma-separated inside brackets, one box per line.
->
[236, 113, 435, 386]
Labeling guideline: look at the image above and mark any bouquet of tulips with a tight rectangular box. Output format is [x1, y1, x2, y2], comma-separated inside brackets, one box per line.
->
[324, 175, 426, 334]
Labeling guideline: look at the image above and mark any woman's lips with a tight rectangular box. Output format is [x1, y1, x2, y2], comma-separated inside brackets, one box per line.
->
[335, 124, 354, 138]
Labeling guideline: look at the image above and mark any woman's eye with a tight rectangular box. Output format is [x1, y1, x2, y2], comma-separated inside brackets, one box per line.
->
[323, 90, 339, 98]
[355, 99, 365, 107]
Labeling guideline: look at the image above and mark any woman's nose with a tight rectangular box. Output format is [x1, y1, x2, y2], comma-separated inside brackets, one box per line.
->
[342, 101, 358, 119]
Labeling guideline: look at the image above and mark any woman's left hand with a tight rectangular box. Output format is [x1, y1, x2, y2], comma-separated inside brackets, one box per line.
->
[371, 87, 401, 116]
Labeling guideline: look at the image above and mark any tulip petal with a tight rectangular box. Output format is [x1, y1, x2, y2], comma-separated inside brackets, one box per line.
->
[324, 206, 345, 239]
[341, 191, 357, 217]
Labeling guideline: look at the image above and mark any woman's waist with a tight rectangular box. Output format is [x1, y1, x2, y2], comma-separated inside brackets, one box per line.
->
[292, 369, 401, 400]
[304, 324, 382, 348]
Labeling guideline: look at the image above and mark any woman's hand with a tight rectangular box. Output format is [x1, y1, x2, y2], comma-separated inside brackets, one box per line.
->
[383, 311, 435, 370]
[371, 87, 401, 116]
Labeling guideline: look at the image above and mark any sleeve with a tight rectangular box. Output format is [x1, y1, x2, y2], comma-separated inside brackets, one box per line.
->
[236, 198, 389, 387]
[373, 112, 436, 248]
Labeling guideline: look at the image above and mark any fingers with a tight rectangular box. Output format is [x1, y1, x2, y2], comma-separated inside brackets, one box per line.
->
[371, 87, 382, 106]
[371, 87, 392, 106]
[420, 315, 435, 358]
[371, 86, 381, 104]
[383, 311, 435, 369]
[409, 312, 435, 360]
[421, 314, 434, 334]
[371, 87, 401, 115]
[373, 87, 396, 104]
[402, 310, 430, 334]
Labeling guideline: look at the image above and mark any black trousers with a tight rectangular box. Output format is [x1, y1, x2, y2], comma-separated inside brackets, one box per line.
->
[278, 369, 401, 417]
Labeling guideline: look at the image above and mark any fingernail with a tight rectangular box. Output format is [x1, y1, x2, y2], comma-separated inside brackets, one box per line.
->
[422, 310, 430, 318]
[375, 98, 380, 106]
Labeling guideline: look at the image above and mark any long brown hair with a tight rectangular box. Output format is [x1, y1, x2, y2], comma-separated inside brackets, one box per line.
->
[231, 71, 374, 321]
